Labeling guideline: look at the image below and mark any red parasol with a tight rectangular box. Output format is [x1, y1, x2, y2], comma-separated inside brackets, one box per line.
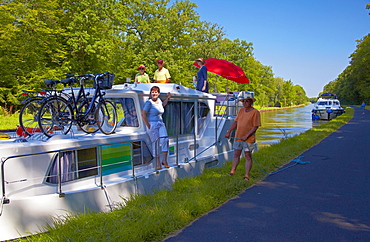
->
[193, 58, 250, 84]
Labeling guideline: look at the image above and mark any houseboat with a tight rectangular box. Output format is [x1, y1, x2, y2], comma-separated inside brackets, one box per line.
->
[0, 83, 246, 241]
[312, 93, 345, 120]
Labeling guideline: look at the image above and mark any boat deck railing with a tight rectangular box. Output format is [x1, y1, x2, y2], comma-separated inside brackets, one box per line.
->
[0, 130, 221, 213]
[214, 93, 239, 141]
[214, 92, 240, 118]
[0, 93, 236, 214]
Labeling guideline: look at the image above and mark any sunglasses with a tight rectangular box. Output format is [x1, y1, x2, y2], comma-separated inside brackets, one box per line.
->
[139, 68, 145, 70]
[242, 100, 251, 103]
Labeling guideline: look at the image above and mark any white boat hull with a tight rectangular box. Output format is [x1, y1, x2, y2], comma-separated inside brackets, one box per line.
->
[0, 84, 237, 241]
[0, 157, 230, 240]
[312, 109, 344, 120]
[312, 97, 345, 120]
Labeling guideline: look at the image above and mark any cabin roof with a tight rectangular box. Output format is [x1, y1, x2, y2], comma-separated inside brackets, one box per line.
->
[110, 83, 216, 99]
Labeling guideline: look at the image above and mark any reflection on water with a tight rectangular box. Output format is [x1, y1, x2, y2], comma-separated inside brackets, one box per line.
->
[256, 104, 326, 147]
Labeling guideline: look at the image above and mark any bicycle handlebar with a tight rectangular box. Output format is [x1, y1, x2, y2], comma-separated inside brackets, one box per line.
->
[66, 72, 110, 79]
[65, 72, 112, 88]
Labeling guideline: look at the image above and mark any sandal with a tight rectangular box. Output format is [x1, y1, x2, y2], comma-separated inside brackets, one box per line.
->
[227, 173, 234, 176]
[243, 176, 250, 181]
[162, 162, 170, 169]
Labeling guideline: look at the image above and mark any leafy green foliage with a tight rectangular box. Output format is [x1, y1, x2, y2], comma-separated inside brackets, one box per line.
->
[323, 33, 370, 104]
[1, 0, 308, 110]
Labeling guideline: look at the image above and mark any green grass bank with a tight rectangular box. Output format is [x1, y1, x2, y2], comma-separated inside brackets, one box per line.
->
[19, 106, 354, 242]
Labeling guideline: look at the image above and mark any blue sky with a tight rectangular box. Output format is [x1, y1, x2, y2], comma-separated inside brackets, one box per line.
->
[179, 0, 370, 97]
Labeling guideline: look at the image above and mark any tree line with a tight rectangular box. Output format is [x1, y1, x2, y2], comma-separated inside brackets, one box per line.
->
[0, 0, 309, 111]
[323, 32, 370, 105]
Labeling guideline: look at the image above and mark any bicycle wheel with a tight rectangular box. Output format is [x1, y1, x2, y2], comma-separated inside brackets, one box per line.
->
[19, 97, 43, 136]
[76, 99, 99, 134]
[95, 100, 117, 135]
[38, 96, 73, 137]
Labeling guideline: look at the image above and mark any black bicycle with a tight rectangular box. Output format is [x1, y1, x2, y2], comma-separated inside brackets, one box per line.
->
[37, 72, 118, 137]
[19, 80, 68, 136]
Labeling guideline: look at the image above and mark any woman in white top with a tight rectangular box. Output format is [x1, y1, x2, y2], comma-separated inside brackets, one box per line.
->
[142, 86, 172, 170]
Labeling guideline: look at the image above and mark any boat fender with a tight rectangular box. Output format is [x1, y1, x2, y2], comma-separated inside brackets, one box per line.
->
[326, 109, 333, 113]
[311, 114, 320, 120]
[0, 132, 11, 140]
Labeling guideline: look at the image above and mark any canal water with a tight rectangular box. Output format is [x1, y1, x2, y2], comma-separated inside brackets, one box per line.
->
[256, 104, 326, 147]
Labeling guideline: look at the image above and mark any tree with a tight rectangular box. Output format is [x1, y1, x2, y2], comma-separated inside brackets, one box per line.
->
[323, 34, 370, 104]
[0, 0, 309, 109]
[59, 0, 125, 74]
[0, 0, 66, 105]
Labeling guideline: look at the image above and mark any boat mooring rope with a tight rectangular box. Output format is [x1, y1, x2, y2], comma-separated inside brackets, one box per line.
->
[185, 137, 310, 176]
[185, 140, 219, 163]
[253, 154, 310, 176]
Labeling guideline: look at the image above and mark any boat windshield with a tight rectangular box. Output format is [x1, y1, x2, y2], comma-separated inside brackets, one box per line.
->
[318, 101, 332, 105]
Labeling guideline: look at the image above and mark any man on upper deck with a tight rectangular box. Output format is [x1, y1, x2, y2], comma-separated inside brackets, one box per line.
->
[153, 59, 171, 83]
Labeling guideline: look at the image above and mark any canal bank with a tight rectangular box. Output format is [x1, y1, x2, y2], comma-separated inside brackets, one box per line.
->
[165, 106, 370, 241]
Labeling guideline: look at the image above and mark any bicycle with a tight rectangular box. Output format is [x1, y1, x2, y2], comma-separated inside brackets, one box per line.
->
[37, 72, 118, 137]
[18, 80, 67, 137]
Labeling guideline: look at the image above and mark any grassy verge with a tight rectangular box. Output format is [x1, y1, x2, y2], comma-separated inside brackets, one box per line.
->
[0, 112, 19, 130]
[20, 107, 354, 242]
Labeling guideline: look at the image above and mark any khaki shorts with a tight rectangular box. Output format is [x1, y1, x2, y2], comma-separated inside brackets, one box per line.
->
[233, 140, 255, 152]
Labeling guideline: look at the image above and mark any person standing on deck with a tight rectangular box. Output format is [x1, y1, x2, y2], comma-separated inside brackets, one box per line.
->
[195, 58, 208, 93]
[135, 65, 150, 83]
[153, 59, 171, 83]
[142, 86, 171, 170]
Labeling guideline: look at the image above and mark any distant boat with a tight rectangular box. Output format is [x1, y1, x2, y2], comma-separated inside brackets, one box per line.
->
[311, 93, 345, 120]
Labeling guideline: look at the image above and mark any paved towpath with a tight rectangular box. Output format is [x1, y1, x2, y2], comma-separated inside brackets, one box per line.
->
[165, 106, 370, 241]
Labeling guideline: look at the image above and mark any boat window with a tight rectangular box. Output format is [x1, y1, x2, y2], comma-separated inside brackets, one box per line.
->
[111, 98, 139, 127]
[182, 102, 195, 134]
[198, 102, 210, 133]
[318, 101, 328, 105]
[132, 141, 153, 166]
[163, 101, 195, 136]
[46, 148, 98, 184]
[164, 102, 181, 135]
[77, 148, 98, 178]
[46, 141, 154, 183]
[199, 102, 210, 118]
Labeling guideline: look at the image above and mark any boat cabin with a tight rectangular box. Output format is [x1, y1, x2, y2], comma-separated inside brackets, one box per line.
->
[0, 83, 242, 240]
